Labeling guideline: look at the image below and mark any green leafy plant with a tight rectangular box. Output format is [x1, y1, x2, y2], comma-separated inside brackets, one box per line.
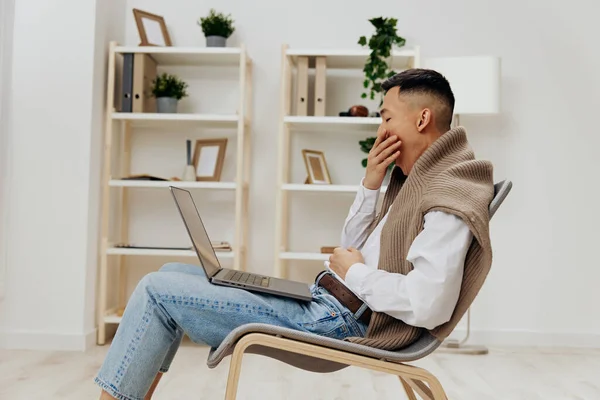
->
[151, 73, 188, 100]
[358, 17, 405, 169]
[198, 9, 235, 38]
[358, 17, 406, 106]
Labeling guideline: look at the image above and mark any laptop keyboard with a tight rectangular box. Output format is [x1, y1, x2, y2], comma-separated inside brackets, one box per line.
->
[224, 270, 270, 287]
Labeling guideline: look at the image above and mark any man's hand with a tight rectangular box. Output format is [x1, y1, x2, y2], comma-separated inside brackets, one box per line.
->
[363, 125, 402, 190]
[328, 247, 365, 280]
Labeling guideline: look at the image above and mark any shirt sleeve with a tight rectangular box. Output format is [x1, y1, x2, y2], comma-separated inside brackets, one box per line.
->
[344, 211, 472, 330]
[340, 178, 381, 249]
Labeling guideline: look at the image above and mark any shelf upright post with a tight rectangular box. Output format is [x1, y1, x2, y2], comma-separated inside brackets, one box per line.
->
[234, 45, 248, 271]
[97, 41, 117, 345]
[274, 45, 293, 278]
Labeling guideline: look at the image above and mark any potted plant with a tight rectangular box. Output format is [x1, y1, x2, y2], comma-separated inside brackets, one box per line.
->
[151, 73, 188, 113]
[358, 17, 406, 176]
[358, 16, 406, 106]
[198, 9, 235, 47]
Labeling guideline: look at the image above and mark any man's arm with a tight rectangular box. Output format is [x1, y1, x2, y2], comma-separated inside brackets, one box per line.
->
[339, 179, 381, 249]
[344, 211, 472, 329]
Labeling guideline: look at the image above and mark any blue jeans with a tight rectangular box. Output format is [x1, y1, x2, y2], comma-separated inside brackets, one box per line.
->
[94, 262, 368, 400]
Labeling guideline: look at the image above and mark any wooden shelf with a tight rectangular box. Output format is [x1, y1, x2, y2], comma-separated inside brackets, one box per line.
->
[112, 112, 239, 128]
[282, 183, 387, 193]
[284, 116, 381, 132]
[106, 246, 234, 258]
[273, 44, 418, 279]
[97, 41, 253, 344]
[108, 180, 237, 190]
[280, 252, 330, 261]
[114, 46, 243, 66]
[286, 47, 418, 70]
[104, 313, 122, 324]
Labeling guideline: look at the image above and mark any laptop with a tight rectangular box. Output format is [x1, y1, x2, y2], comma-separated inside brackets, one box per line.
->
[169, 186, 313, 302]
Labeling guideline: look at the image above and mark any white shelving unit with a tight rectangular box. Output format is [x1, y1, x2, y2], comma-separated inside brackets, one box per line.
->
[97, 42, 252, 344]
[273, 44, 419, 278]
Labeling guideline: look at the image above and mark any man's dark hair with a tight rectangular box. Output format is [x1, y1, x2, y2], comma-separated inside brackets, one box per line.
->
[381, 68, 455, 131]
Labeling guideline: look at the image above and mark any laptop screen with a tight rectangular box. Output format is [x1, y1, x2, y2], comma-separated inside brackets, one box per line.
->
[170, 187, 221, 278]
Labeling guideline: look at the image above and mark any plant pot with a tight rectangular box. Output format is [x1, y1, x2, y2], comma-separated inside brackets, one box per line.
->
[156, 97, 178, 113]
[206, 36, 227, 47]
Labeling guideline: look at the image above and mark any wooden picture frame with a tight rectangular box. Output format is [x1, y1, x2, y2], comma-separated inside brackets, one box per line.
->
[302, 149, 332, 184]
[133, 9, 172, 47]
[193, 139, 228, 181]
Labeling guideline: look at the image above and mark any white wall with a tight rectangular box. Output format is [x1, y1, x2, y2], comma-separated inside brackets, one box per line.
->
[122, 0, 600, 347]
[0, 0, 124, 350]
[1, 0, 598, 350]
[0, 0, 15, 299]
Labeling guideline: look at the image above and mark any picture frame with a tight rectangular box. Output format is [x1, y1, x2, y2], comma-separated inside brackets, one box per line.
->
[193, 139, 228, 181]
[302, 149, 332, 184]
[133, 9, 172, 47]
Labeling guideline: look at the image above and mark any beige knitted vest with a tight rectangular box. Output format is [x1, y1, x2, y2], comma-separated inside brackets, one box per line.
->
[346, 127, 494, 351]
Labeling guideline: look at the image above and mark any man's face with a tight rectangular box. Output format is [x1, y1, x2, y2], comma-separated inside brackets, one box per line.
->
[379, 87, 421, 168]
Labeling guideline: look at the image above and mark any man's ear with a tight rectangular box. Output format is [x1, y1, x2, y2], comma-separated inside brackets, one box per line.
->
[416, 108, 432, 132]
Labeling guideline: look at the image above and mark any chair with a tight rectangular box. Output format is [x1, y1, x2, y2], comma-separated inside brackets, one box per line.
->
[208, 180, 513, 400]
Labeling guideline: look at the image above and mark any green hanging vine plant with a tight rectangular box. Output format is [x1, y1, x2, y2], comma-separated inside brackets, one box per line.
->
[358, 17, 406, 169]
[358, 17, 406, 106]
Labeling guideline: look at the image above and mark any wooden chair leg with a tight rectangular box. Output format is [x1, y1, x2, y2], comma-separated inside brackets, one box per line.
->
[224, 342, 246, 400]
[399, 376, 418, 400]
[404, 375, 448, 400]
[224, 333, 449, 400]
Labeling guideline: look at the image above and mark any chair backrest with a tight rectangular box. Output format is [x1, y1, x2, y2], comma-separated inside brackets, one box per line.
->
[401, 179, 512, 358]
[490, 180, 512, 219]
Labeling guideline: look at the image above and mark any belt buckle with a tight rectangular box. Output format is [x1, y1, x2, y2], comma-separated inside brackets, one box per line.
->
[314, 270, 332, 287]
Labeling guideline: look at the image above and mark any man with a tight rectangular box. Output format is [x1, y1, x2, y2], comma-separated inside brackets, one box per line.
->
[95, 69, 494, 400]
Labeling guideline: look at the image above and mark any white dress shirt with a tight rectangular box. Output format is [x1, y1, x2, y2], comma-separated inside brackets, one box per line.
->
[325, 180, 473, 330]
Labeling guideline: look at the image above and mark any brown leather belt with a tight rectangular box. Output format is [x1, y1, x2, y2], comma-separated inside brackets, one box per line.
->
[316, 272, 372, 325]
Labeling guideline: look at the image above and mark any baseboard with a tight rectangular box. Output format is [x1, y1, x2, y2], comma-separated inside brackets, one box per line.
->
[0, 328, 97, 351]
[445, 328, 600, 349]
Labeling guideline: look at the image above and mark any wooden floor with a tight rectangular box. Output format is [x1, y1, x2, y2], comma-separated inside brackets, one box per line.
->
[1, 341, 599, 399]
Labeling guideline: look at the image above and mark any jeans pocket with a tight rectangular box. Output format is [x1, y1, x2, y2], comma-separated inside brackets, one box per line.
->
[299, 299, 350, 339]
[301, 315, 349, 339]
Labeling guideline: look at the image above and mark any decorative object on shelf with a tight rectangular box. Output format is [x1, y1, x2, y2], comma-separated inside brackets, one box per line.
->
[151, 72, 188, 113]
[193, 138, 228, 181]
[339, 105, 369, 117]
[358, 16, 406, 105]
[198, 8, 235, 47]
[320, 246, 336, 254]
[133, 9, 172, 47]
[302, 149, 332, 184]
[182, 139, 196, 181]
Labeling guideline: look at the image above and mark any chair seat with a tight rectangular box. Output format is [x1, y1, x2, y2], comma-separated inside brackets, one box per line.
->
[207, 323, 442, 373]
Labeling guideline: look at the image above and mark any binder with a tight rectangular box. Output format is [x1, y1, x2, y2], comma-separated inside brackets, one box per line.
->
[314, 56, 327, 116]
[121, 53, 134, 112]
[295, 56, 309, 116]
[133, 54, 157, 113]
